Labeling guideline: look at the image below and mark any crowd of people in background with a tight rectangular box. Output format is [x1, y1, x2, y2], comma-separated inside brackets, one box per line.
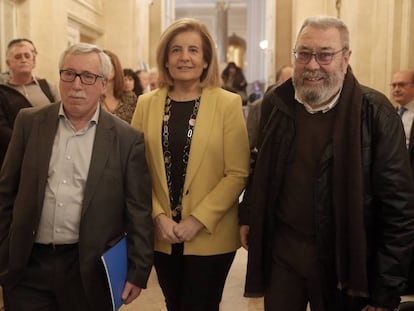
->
[0, 14, 414, 311]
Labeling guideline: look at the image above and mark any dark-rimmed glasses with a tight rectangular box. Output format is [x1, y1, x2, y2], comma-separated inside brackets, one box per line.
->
[292, 48, 346, 65]
[59, 70, 104, 85]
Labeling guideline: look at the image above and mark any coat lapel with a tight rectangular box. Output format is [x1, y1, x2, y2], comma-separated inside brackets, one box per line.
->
[82, 108, 114, 214]
[36, 104, 60, 208]
[184, 88, 217, 188]
[147, 89, 170, 196]
[409, 121, 414, 151]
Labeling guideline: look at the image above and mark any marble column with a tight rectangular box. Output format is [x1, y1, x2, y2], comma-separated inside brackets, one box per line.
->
[216, 1, 229, 65]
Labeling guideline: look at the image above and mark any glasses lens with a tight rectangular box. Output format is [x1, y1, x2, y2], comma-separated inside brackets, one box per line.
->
[295, 51, 310, 64]
[61, 70, 75, 82]
[316, 53, 333, 65]
[391, 82, 411, 88]
[80, 73, 96, 85]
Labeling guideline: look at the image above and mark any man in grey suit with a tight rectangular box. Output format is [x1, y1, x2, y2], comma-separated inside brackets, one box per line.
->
[0, 43, 153, 310]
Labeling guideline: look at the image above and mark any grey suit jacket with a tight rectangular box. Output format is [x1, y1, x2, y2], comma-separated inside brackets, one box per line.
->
[0, 103, 153, 310]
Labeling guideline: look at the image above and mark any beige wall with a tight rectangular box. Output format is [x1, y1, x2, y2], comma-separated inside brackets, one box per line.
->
[2, 0, 412, 101]
[273, 0, 413, 100]
[2, 0, 150, 85]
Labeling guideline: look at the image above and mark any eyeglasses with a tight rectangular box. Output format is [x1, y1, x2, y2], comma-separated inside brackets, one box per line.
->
[292, 48, 346, 65]
[59, 69, 104, 85]
[390, 82, 413, 89]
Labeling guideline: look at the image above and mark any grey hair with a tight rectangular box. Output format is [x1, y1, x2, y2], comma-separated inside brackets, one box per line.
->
[58, 43, 113, 77]
[296, 16, 350, 51]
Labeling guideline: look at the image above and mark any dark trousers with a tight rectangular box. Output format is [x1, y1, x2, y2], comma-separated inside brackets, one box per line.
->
[265, 226, 370, 311]
[265, 226, 326, 311]
[3, 243, 91, 311]
[154, 243, 236, 311]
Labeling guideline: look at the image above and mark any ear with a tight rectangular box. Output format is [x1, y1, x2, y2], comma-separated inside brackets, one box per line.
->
[101, 77, 109, 93]
[342, 50, 352, 72]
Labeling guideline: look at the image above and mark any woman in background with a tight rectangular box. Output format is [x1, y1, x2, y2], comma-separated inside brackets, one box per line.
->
[123, 68, 143, 98]
[221, 61, 248, 105]
[101, 50, 137, 123]
[131, 18, 250, 311]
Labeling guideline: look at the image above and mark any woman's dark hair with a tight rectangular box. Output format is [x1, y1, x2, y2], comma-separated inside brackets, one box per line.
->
[123, 68, 143, 97]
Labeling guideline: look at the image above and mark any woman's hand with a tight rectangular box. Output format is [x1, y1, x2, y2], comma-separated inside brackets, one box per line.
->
[174, 216, 204, 242]
[154, 213, 181, 244]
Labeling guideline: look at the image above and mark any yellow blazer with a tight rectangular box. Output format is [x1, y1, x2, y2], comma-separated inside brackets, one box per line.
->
[131, 87, 250, 255]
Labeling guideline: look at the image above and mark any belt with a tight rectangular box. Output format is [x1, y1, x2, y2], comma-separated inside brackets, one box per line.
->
[33, 243, 79, 252]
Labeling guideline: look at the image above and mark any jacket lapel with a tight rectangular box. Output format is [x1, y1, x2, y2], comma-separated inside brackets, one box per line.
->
[36, 104, 60, 208]
[184, 88, 217, 188]
[82, 108, 114, 214]
[409, 121, 414, 151]
[147, 89, 170, 196]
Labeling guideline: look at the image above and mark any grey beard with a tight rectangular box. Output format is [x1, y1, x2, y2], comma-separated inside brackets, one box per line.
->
[293, 71, 344, 107]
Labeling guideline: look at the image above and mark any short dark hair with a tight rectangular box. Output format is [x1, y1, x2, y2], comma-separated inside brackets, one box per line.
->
[123, 68, 143, 97]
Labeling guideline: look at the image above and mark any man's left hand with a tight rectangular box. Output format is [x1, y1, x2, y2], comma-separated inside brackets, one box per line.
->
[122, 281, 142, 305]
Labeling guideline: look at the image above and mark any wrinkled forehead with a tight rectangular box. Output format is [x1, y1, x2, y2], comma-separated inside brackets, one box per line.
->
[393, 72, 412, 83]
[9, 44, 34, 55]
[296, 26, 343, 50]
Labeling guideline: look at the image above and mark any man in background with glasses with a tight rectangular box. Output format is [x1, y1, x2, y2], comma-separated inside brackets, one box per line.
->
[391, 70, 414, 150]
[240, 16, 414, 311]
[0, 38, 60, 168]
[0, 43, 153, 310]
[391, 70, 414, 297]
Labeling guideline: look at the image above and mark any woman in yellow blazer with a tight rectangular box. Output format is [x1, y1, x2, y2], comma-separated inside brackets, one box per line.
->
[131, 18, 250, 311]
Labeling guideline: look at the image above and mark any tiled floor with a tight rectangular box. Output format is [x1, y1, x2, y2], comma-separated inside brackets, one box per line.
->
[0, 248, 412, 310]
[122, 248, 414, 311]
[121, 248, 263, 311]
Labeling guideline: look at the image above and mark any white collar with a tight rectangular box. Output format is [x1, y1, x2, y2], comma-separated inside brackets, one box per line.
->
[295, 87, 342, 114]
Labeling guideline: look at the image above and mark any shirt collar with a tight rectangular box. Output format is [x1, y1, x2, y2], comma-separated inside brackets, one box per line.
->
[295, 87, 342, 114]
[403, 99, 414, 111]
[58, 102, 100, 126]
[6, 75, 38, 87]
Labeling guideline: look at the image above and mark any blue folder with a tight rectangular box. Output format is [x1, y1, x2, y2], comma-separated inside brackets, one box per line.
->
[101, 236, 128, 311]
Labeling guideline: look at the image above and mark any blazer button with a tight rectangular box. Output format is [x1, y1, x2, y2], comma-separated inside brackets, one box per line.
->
[32, 230, 36, 236]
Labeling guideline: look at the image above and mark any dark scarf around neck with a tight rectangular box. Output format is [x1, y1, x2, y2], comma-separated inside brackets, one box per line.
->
[332, 69, 368, 297]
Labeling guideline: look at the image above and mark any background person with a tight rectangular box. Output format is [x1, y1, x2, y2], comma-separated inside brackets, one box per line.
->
[391, 69, 414, 296]
[240, 16, 414, 311]
[123, 68, 143, 98]
[101, 50, 137, 123]
[0, 43, 153, 311]
[0, 38, 38, 83]
[221, 61, 248, 105]
[391, 70, 414, 150]
[246, 64, 293, 150]
[0, 38, 59, 167]
[131, 18, 250, 311]
[137, 69, 150, 93]
[148, 67, 159, 91]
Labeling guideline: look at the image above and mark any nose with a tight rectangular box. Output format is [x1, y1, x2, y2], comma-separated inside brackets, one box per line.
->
[304, 55, 320, 69]
[179, 50, 190, 60]
[72, 75, 83, 88]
